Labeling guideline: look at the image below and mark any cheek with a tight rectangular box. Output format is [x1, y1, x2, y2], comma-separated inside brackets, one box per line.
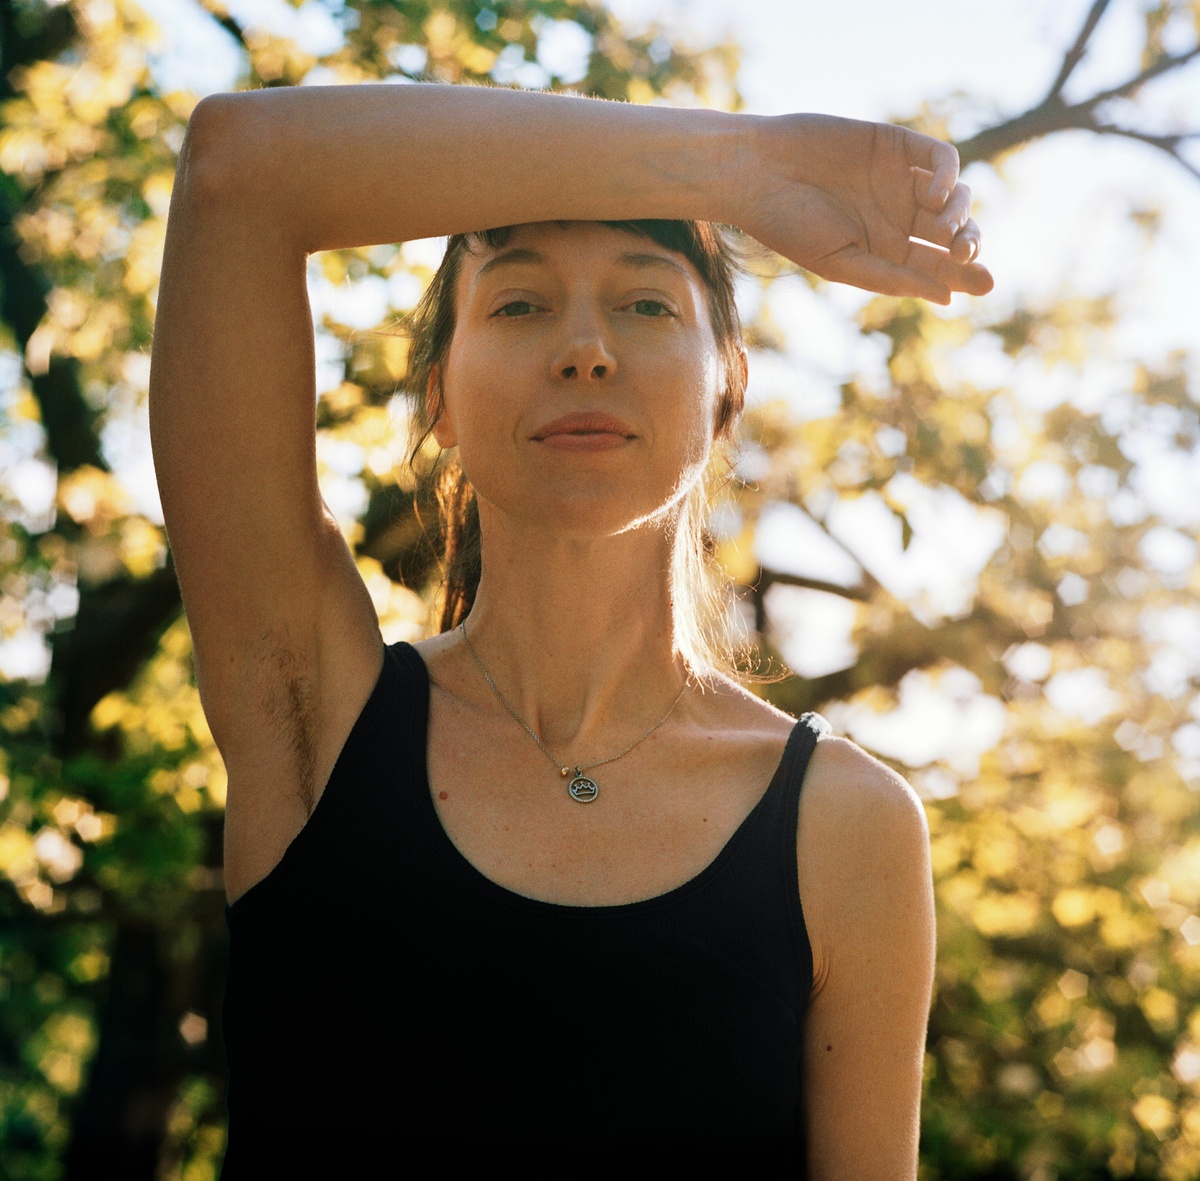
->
[440, 337, 512, 439]
[644, 354, 720, 504]
[438, 340, 529, 495]
[668, 349, 722, 451]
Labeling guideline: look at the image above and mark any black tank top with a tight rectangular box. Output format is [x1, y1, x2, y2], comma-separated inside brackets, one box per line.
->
[220, 641, 830, 1175]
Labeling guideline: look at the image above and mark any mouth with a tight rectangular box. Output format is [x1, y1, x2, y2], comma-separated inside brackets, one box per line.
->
[531, 412, 637, 450]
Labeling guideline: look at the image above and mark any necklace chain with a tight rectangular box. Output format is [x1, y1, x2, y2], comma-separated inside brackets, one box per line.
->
[458, 619, 686, 802]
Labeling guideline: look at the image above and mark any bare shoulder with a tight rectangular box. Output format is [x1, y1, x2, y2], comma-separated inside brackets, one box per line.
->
[797, 735, 933, 995]
[797, 737, 937, 1177]
[803, 735, 929, 844]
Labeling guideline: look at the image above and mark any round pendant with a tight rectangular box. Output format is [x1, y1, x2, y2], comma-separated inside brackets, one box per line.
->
[568, 774, 598, 804]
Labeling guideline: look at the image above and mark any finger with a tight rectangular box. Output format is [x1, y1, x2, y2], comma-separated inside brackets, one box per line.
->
[905, 134, 960, 210]
[905, 239, 994, 296]
[950, 219, 982, 264]
[942, 182, 971, 238]
[960, 260, 994, 295]
[910, 177, 972, 247]
[820, 243, 952, 304]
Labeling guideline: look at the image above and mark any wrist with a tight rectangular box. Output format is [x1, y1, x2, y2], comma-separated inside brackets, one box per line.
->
[701, 110, 774, 228]
[714, 111, 817, 238]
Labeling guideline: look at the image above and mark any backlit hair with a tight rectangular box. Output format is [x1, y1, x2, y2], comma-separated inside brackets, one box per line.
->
[404, 219, 749, 677]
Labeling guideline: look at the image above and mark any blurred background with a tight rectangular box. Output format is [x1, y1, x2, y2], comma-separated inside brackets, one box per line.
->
[0, 0, 1198, 1176]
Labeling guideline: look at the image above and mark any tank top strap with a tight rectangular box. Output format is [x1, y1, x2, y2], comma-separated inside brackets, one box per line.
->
[780, 710, 831, 834]
[787, 712, 832, 784]
[772, 710, 830, 967]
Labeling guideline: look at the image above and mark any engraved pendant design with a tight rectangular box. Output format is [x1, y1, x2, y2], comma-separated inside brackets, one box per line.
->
[567, 771, 599, 803]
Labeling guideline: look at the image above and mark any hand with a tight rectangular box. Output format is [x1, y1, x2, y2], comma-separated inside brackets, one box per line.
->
[740, 114, 994, 304]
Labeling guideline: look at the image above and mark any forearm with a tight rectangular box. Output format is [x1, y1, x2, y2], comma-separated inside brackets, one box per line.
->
[183, 83, 755, 252]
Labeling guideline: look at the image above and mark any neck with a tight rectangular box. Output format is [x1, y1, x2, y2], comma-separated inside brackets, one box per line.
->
[460, 511, 687, 756]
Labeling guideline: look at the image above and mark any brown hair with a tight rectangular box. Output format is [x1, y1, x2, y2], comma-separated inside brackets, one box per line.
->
[404, 219, 749, 675]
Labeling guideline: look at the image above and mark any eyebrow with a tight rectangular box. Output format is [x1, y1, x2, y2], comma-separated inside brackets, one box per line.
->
[615, 251, 691, 278]
[475, 248, 545, 279]
[474, 247, 692, 282]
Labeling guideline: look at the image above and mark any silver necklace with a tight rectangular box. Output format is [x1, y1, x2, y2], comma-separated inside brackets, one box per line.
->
[458, 619, 686, 804]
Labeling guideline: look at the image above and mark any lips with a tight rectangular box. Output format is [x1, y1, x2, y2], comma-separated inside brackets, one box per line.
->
[531, 411, 637, 453]
[531, 411, 637, 441]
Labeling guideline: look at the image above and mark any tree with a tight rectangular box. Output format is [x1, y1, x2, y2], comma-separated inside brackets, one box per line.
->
[0, 2, 740, 1176]
[0, 0, 1196, 1176]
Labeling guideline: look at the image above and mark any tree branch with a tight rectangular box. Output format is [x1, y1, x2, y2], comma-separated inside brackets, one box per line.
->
[754, 565, 872, 602]
[1082, 44, 1200, 109]
[193, 0, 251, 52]
[0, 60, 108, 473]
[791, 499, 887, 597]
[48, 561, 183, 756]
[1091, 124, 1200, 181]
[1045, 0, 1112, 101]
[954, 6, 1199, 181]
[956, 75, 1199, 177]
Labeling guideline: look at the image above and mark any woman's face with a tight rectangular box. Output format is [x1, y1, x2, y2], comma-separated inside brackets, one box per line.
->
[431, 221, 725, 542]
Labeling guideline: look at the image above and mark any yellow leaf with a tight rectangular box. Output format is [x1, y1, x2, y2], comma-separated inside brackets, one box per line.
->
[1141, 987, 1179, 1034]
[971, 891, 1040, 937]
[0, 824, 36, 882]
[1052, 888, 1096, 928]
[627, 78, 655, 105]
[118, 517, 166, 578]
[1133, 1093, 1176, 1139]
[90, 692, 128, 731]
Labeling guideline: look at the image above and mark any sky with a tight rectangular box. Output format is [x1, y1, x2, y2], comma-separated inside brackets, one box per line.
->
[133, 0, 1200, 354]
[611, 0, 1200, 354]
[5, 0, 1199, 774]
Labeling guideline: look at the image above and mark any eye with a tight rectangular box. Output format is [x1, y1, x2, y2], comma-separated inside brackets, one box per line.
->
[493, 300, 540, 317]
[627, 298, 674, 317]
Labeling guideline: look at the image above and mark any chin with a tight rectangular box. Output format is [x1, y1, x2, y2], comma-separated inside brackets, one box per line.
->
[481, 484, 680, 545]
[535, 501, 669, 541]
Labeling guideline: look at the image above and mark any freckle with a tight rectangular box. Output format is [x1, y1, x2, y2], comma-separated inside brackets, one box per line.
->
[438, 791, 448, 800]
[702, 817, 708, 823]
[826, 1044, 833, 1052]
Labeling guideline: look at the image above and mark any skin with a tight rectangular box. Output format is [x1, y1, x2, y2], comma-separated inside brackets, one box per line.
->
[415, 221, 935, 1176]
[150, 84, 969, 1178]
[432, 223, 724, 543]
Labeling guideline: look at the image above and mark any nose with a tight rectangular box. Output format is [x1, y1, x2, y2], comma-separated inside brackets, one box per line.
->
[550, 307, 618, 382]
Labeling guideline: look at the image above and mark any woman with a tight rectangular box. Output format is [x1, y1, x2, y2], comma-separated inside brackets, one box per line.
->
[149, 82, 992, 1176]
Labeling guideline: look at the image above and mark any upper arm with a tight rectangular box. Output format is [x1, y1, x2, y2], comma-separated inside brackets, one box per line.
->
[797, 737, 936, 1181]
[148, 96, 380, 778]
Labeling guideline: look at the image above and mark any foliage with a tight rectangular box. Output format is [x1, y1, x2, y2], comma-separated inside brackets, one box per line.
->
[0, 0, 1197, 1176]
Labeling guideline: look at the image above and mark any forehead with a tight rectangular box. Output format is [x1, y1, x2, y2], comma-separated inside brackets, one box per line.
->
[460, 221, 704, 289]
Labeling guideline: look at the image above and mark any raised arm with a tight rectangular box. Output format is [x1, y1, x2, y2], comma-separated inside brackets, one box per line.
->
[181, 84, 991, 296]
[149, 84, 988, 901]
